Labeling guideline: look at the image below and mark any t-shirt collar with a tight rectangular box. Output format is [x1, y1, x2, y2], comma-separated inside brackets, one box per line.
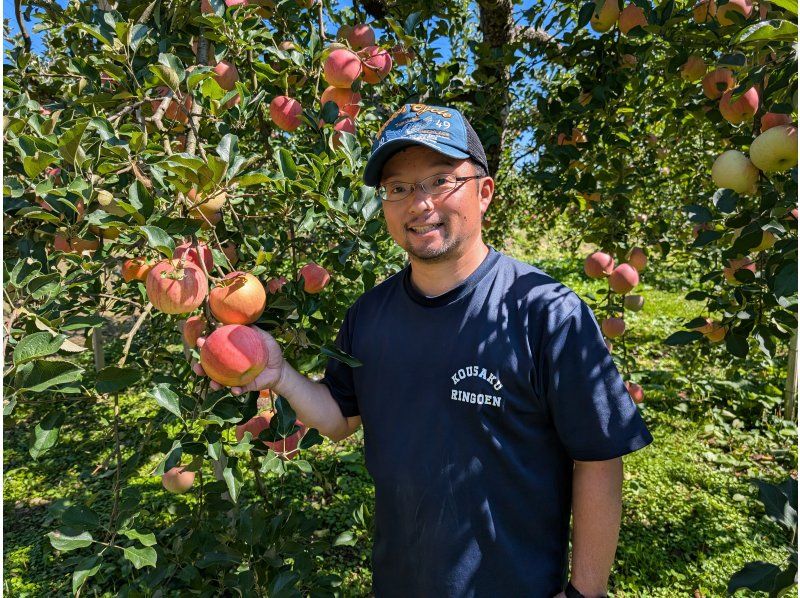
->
[402, 246, 500, 307]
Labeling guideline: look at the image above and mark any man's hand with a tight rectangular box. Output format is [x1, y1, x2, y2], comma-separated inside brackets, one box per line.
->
[192, 326, 285, 395]
[552, 592, 567, 598]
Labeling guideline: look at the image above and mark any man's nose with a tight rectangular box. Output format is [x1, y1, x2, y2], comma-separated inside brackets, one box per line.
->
[407, 185, 435, 213]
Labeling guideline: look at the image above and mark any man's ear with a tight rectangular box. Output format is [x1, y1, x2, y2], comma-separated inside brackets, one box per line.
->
[479, 176, 494, 215]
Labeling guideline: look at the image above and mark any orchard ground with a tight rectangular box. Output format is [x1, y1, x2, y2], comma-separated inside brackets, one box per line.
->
[4, 218, 794, 597]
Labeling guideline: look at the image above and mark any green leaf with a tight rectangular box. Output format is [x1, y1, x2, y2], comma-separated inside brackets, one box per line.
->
[137, 225, 175, 257]
[47, 529, 93, 552]
[72, 555, 101, 595]
[195, 551, 241, 568]
[222, 460, 243, 503]
[73, 22, 112, 46]
[13, 331, 65, 366]
[727, 561, 781, 593]
[664, 330, 703, 346]
[277, 148, 298, 180]
[333, 531, 357, 546]
[121, 545, 157, 569]
[291, 459, 312, 473]
[769, 0, 797, 14]
[16, 359, 84, 393]
[299, 428, 323, 450]
[735, 19, 798, 43]
[321, 101, 339, 124]
[148, 383, 182, 419]
[22, 152, 57, 178]
[233, 170, 272, 187]
[29, 411, 65, 459]
[320, 345, 363, 367]
[58, 119, 89, 165]
[725, 333, 749, 358]
[119, 528, 157, 547]
[62, 505, 100, 529]
[216, 133, 238, 163]
[96, 366, 141, 394]
[773, 261, 797, 301]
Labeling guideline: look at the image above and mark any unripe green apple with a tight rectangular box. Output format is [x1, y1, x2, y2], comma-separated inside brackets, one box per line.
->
[749, 125, 798, 173]
[711, 150, 759, 194]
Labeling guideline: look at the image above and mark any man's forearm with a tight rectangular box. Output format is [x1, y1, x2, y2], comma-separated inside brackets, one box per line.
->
[272, 362, 349, 441]
[569, 457, 623, 597]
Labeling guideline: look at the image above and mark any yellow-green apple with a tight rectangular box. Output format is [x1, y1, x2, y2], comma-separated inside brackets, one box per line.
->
[749, 125, 798, 172]
[590, 0, 621, 32]
[624, 294, 645, 311]
[711, 150, 759, 193]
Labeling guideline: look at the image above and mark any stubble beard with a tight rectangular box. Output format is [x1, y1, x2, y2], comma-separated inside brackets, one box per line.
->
[403, 225, 463, 264]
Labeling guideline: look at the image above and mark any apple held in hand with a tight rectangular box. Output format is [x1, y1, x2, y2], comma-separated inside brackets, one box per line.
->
[200, 325, 269, 387]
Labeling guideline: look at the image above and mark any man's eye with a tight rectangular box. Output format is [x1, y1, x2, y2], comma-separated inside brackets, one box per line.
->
[431, 177, 449, 188]
[391, 184, 409, 194]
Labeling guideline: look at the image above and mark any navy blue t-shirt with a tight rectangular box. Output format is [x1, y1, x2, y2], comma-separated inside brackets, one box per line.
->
[321, 247, 653, 597]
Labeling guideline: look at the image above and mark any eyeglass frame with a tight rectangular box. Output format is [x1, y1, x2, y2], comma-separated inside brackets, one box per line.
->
[377, 173, 485, 203]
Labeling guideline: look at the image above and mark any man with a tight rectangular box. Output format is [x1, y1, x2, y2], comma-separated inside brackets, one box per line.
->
[195, 104, 653, 597]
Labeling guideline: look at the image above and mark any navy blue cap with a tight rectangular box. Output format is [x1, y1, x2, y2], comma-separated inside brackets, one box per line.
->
[363, 104, 489, 187]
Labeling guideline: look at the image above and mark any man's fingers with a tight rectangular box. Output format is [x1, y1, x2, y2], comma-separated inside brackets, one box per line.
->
[196, 336, 206, 349]
[192, 362, 206, 376]
[210, 380, 222, 391]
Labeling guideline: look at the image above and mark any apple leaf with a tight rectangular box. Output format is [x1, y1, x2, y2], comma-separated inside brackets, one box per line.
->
[48, 530, 94, 552]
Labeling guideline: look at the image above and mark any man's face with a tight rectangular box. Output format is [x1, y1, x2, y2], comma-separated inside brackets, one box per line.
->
[379, 145, 494, 263]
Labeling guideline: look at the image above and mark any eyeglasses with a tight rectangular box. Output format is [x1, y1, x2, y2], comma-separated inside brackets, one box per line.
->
[377, 173, 483, 202]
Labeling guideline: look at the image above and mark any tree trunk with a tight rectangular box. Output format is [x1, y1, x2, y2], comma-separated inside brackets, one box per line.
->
[784, 330, 797, 422]
[474, 0, 514, 176]
[92, 327, 105, 372]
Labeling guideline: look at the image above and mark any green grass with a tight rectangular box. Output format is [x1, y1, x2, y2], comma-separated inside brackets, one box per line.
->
[4, 225, 796, 596]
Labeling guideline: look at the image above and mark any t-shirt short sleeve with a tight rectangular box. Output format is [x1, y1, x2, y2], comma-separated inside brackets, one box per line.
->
[537, 299, 653, 461]
[320, 305, 360, 418]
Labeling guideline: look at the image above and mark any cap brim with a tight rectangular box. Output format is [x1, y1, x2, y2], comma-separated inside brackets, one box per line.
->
[363, 138, 471, 187]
